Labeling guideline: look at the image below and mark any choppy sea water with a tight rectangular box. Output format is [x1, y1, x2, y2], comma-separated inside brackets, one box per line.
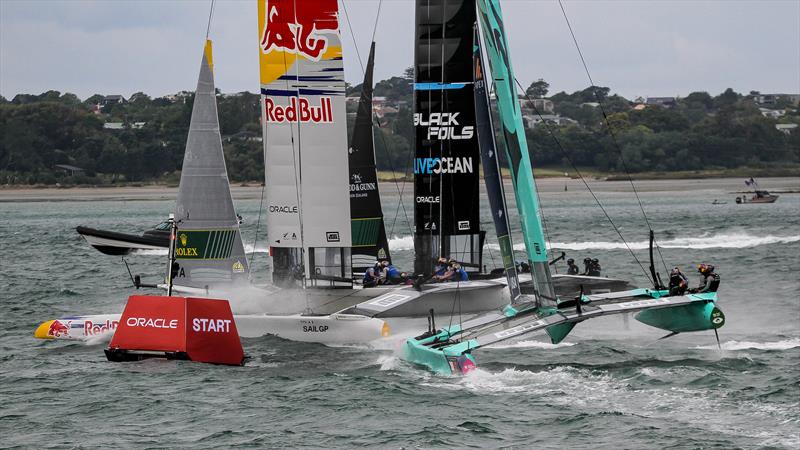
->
[1, 177, 798, 448]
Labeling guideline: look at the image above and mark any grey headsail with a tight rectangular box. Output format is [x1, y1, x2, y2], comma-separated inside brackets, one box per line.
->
[473, 26, 521, 302]
[349, 42, 391, 273]
[171, 40, 250, 289]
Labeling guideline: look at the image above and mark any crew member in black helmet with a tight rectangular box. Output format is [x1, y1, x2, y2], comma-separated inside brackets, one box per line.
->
[581, 257, 592, 275]
[566, 258, 580, 275]
[668, 267, 689, 296]
[588, 258, 602, 276]
[690, 264, 720, 293]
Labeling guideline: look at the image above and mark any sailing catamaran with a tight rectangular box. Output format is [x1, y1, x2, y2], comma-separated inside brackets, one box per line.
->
[400, 0, 725, 375]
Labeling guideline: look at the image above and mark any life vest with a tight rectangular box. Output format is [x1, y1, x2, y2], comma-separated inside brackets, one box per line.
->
[457, 268, 469, 281]
[708, 273, 720, 292]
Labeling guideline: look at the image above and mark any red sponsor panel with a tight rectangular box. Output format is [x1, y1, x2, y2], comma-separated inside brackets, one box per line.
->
[109, 295, 186, 353]
[185, 298, 244, 365]
[260, 0, 339, 61]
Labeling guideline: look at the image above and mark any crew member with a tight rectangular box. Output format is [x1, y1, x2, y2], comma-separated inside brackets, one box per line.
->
[581, 257, 592, 275]
[435, 260, 458, 282]
[434, 257, 449, 277]
[668, 267, 689, 296]
[381, 260, 403, 285]
[454, 263, 469, 282]
[690, 264, 720, 293]
[588, 258, 602, 276]
[566, 258, 579, 275]
[362, 262, 381, 288]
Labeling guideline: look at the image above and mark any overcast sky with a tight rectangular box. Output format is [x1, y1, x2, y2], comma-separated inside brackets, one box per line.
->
[1, 0, 798, 101]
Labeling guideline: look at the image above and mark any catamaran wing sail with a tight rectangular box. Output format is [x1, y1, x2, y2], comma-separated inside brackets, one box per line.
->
[413, 0, 483, 275]
[172, 40, 250, 290]
[349, 42, 391, 272]
[473, 26, 521, 302]
[258, 0, 352, 285]
[476, 0, 555, 305]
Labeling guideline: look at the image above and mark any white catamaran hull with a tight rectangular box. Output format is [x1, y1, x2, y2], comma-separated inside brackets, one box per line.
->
[35, 312, 388, 345]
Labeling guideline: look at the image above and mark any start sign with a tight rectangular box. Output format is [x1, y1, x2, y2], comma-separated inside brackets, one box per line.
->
[106, 295, 245, 366]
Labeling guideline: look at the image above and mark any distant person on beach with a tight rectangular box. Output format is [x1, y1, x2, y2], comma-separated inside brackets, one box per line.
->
[566, 258, 580, 275]
[668, 267, 689, 296]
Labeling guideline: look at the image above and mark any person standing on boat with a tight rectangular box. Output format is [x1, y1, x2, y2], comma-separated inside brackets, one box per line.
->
[668, 267, 689, 296]
[566, 258, 580, 275]
[690, 264, 720, 293]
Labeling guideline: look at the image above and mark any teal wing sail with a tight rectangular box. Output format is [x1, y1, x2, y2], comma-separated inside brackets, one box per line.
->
[476, 0, 555, 305]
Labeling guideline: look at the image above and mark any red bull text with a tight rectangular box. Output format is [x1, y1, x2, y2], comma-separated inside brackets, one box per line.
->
[264, 97, 333, 123]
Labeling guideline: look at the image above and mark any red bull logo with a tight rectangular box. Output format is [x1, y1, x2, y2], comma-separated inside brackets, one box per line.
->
[264, 96, 333, 123]
[48, 320, 70, 338]
[84, 319, 118, 336]
[260, 0, 340, 61]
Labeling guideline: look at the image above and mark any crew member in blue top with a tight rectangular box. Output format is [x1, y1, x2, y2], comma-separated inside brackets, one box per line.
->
[433, 257, 449, 277]
[454, 263, 469, 282]
[362, 261, 381, 288]
[380, 260, 403, 285]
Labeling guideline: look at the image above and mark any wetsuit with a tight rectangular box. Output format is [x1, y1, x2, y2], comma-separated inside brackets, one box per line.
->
[567, 263, 579, 275]
[384, 264, 402, 284]
[668, 272, 688, 296]
[695, 272, 720, 293]
[363, 267, 378, 288]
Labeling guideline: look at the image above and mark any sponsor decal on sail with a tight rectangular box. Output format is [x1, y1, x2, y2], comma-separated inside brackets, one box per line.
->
[232, 260, 246, 273]
[264, 97, 333, 123]
[270, 205, 299, 213]
[414, 157, 474, 174]
[259, 0, 339, 62]
[416, 195, 440, 203]
[414, 112, 474, 140]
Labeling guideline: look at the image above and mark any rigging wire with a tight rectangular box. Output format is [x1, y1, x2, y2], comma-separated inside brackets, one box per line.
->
[341, 0, 414, 239]
[248, 183, 266, 276]
[205, 0, 216, 39]
[513, 77, 654, 285]
[556, 0, 669, 276]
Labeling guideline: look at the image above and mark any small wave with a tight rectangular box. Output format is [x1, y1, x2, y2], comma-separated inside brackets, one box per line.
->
[489, 340, 577, 349]
[695, 338, 800, 351]
[132, 248, 168, 256]
[389, 235, 414, 251]
[482, 232, 800, 251]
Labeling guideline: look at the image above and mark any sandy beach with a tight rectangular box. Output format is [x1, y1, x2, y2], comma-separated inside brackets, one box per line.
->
[1, 177, 797, 202]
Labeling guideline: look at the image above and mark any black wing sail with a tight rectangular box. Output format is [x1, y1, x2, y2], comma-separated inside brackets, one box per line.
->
[349, 42, 391, 273]
[413, 0, 483, 275]
[473, 27, 521, 301]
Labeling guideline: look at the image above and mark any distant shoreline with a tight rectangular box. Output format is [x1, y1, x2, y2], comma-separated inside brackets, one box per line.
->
[2, 176, 798, 203]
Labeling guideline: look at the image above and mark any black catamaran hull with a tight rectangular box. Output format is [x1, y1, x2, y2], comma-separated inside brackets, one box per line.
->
[76, 226, 169, 255]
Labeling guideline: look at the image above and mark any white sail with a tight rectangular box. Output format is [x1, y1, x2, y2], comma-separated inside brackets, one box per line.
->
[258, 0, 351, 251]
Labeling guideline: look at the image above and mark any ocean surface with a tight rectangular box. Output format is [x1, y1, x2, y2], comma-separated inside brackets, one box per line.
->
[1, 177, 798, 448]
